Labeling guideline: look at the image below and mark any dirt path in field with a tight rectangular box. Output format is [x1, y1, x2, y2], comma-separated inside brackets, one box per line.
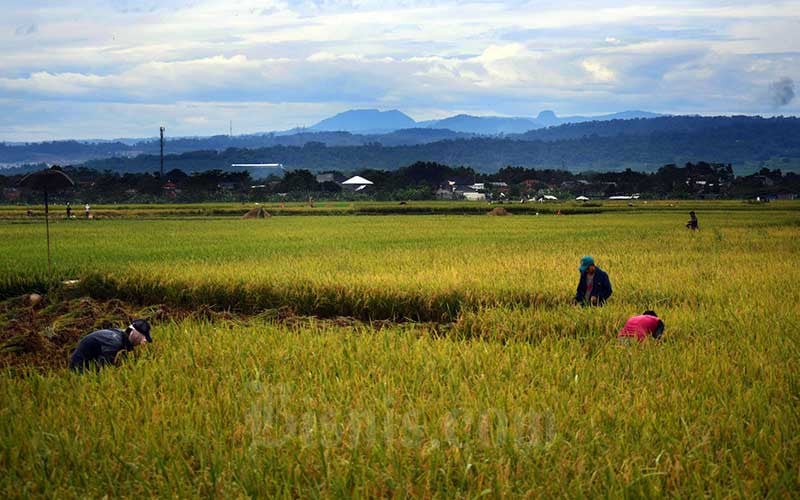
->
[0, 293, 442, 372]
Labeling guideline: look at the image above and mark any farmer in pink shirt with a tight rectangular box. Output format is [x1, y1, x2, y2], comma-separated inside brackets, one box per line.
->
[619, 310, 664, 342]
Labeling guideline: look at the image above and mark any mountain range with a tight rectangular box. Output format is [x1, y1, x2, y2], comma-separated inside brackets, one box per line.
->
[309, 109, 663, 134]
[0, 109, 663, 166]
[0, 115, 792, 176]
[2, 111, 799, 175]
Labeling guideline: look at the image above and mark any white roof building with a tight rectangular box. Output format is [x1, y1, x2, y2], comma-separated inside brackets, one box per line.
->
[462, 192, 486, 201]
[342, 175, 373, 191]
[342, 176, 373, 186]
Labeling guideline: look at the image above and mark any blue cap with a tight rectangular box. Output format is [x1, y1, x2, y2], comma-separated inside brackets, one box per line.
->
[578, 255, 595, 272]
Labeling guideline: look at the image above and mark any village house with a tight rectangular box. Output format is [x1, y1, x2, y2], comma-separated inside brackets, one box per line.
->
[341, 175, 373, 192]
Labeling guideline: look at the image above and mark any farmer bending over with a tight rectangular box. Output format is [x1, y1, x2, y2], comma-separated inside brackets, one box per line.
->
[619, 310, 664, 342]
[69, 319, 152, 373]
[574, 255, 612, 306]
[686, 211, 698, 230]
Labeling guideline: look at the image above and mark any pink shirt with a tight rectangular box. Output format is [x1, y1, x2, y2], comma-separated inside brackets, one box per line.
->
[619, 315, 661, 341]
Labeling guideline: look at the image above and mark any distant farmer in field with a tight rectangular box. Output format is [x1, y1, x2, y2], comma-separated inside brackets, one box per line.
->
[686, 211, 698, 230]
[66, 202, 71, 219]
[69, 319, 152, 373]
[574, 256, 612, 306]
[619, 310, 664, 342]
[84, 203, 90, 219]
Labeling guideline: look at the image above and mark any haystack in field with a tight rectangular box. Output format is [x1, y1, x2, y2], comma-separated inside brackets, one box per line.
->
[487, 207, 510, 216]
[242, 206, 270, 219]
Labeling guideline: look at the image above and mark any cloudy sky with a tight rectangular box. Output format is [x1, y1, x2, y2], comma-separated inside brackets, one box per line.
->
[1, 0, 799, 141]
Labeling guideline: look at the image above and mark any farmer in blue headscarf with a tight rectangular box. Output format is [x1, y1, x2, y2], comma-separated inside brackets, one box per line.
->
[574, 256, 612, 306]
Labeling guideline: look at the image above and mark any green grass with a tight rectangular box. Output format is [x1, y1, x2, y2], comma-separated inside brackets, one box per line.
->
[0, 203, 799, 496]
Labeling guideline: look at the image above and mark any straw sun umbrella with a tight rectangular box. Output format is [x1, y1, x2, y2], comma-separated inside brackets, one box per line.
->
[17, 166, 76, 273]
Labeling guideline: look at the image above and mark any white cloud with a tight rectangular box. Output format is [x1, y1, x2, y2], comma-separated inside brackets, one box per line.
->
[0, 98, 351, 141]
[582, 60, 616, 82]
[0, 0, 799, 140]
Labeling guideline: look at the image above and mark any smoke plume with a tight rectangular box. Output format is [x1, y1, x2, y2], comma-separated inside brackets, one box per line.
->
[770, 77, 795, 107]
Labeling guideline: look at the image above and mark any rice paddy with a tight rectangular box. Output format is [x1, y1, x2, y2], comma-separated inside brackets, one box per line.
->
[1, 203, 798, 496]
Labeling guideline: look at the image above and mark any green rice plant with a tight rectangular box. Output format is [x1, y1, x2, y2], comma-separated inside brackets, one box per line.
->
[0, 202, 798, 496]
[1, 317, 797, 497]
[2, 208, 798, 320]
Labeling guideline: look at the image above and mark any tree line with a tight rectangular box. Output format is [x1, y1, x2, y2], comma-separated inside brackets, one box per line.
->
[1, 161, 797, 204]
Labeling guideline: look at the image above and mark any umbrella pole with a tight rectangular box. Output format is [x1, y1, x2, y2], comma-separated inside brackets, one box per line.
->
[44, 189, 51, 273]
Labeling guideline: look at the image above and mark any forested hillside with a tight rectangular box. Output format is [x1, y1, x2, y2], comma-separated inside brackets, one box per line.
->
[75, 118, 800, 174]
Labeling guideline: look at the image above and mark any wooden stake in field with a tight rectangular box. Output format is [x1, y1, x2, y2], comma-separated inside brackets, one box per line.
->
[17, 166, 75, 273]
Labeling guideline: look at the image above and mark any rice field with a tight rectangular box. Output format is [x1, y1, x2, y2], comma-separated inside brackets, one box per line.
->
[1, 203, 798, 496]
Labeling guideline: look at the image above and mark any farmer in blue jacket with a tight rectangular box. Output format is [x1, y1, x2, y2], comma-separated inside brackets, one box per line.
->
[574, 256, 612, 306]
[69, 319, 152, 372]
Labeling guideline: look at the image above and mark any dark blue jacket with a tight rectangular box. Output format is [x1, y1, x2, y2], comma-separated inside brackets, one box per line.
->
[69, 328, 132, 372]
[575, 267, 612, 305]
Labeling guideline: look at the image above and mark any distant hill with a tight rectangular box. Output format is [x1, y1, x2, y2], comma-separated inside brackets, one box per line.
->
[548, 110, 664, 126]
[3, 114, 798, 174]
[599, 110, 663, 120]
[54, 116, 799, 175]
[367, 128, 475, 146]
[419, 110, 663, 133]
[0, 130, 462, 166]
[0, 140, 135, 166]
[420, 114, 539, 134]
[0, 108, 666, 165]
[299, 108, 664, 135]
[310, 109, 416, 133]
[512, 115, 766, 141]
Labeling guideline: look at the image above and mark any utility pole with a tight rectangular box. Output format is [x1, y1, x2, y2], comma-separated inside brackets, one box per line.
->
[159, 126, 165, 178]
